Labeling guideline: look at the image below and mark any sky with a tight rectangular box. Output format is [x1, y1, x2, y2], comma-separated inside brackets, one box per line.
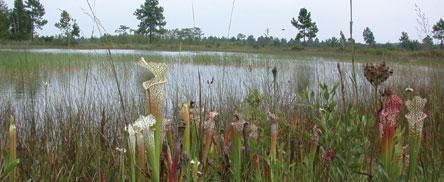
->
[4, 0, 444, 43]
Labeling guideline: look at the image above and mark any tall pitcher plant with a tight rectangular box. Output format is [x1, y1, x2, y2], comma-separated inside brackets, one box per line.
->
[139, 57, 168, 119]
[125, 57, 167, 182]
[378, 92, 403, 179]
[405, 96, 427, 181]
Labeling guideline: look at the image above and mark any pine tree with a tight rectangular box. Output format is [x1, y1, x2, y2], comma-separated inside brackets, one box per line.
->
[134, 0, 166, 43]
[363, 27, 376, 46]
[55, 10, 73, 46]
[10, 0, 31, 40]
[432, 18, 444, 48]
[399, 32, 410, 49]
[291, 8, 319, 44]
[422, 35, 433, 50]
[115, 25, 131, 35]
[25, 0, 47, 40]
[71, 21, 80, 40]
[0, 0, 9, 39]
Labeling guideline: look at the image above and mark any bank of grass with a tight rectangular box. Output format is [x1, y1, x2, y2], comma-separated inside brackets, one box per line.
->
[1, 40, 444, 65]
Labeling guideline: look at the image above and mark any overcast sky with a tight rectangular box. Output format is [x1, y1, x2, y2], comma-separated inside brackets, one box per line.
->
[4, 0, 444, 43]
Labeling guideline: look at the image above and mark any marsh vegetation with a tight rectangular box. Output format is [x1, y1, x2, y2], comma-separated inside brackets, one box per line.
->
[1, 50, 444, 181]
[1, 0, 444, 181]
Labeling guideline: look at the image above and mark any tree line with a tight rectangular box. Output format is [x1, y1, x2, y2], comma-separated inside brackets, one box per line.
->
[0, 0, 79, 45]
[0, 0, 47, 40]
[111, 5, 444, 50]
[1, 0, 443, 50]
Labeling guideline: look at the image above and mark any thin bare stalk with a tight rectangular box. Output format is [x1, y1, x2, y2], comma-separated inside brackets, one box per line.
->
[337, 63, 346, 110]
[198, 70, 203, 129]
[227, 0, 236, 38]
[107, 49, 126, 114]
[350, 0, 358, 105]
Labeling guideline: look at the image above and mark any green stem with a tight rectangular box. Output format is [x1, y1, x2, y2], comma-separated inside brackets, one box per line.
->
[407, 135, 420, 181]
[130, 150, 136, 182]
[231, 132, 242, 182]
[120, 151, 125, 182]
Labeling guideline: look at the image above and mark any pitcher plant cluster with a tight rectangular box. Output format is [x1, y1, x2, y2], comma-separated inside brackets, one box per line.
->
[1, 58, 436, 181]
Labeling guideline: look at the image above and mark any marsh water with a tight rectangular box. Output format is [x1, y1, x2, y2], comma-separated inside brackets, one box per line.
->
[0, 49, 442, 125]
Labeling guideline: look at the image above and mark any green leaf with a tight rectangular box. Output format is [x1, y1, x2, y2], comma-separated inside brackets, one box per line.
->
[3, 158, 19, 178]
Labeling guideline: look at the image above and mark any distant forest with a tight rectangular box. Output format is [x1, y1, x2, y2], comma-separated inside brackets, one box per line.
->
[0, 0, 443, 50]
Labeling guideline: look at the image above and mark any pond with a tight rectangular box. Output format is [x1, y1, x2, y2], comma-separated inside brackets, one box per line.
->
[0, 49, 441, 126]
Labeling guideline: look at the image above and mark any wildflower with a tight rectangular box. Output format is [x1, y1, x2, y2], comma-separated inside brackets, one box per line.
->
[136, 115, 157, 148]
[190, 159, 202, 181]
[405, 87, 414, 93]
[190, 160, 201, 166]
[405, 96, 427, 135]
[126, 113, 160, 182]
[133, 115, 156, 133]
[127, 115, 157, 157]
[126, 125, 136, 154]
[115, 147, 127, 153]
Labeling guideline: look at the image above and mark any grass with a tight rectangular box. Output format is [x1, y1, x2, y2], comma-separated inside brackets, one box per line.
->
[0, 50, 444, 181]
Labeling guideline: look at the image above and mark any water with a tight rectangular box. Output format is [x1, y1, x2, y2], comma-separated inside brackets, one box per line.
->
[0, 49, 442, 125]
[0, 48, 248, 57]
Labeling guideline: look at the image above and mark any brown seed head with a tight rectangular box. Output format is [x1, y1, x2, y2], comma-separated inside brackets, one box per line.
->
[363, 62, 393, 87]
